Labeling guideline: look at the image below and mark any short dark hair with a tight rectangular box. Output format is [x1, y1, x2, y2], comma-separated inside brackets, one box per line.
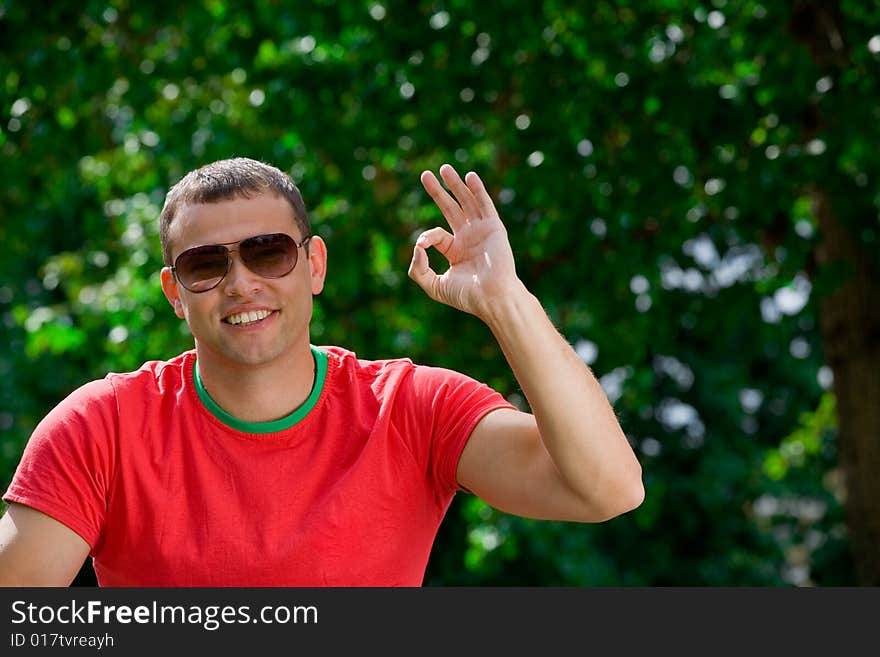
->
[159, 157, 310, 265]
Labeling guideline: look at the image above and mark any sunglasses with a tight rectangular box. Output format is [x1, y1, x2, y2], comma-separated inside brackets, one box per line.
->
[171, 232, 312, 293]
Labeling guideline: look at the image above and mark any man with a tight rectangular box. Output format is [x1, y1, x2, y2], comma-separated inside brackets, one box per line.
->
[0, 158, 643, 586]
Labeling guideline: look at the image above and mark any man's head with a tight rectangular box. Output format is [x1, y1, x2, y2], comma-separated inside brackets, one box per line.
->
[158, 157, 327, 371]
[159, 157, 310, 266]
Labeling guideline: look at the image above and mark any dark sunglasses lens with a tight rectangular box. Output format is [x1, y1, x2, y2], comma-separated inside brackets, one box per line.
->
[175, 246, 229, 292]
[240, 233, 298, 278]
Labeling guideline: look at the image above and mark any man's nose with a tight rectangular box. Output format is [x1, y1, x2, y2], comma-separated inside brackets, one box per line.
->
[222, 251, 263, 297]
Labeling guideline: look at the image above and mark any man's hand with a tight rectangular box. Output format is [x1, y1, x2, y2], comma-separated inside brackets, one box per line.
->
[409, 164, 522, 320]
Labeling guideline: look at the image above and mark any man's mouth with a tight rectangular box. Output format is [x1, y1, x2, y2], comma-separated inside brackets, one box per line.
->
[223, 309, 274, 326]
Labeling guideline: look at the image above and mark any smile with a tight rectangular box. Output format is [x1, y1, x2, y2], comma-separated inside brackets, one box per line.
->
[223, 309, 275, 326]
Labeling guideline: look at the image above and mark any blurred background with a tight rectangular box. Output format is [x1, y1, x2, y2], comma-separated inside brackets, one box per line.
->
[1, 1, 878, 586]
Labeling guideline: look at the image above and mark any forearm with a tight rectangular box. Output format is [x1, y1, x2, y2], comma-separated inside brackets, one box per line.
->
[480, 282, 644, 513]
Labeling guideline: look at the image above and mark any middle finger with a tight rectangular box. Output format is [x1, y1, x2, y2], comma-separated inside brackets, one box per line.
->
[439, 163, 482, 221]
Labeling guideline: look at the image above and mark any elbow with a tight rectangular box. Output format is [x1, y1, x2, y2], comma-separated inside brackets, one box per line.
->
[596, 466, 645, 521]
[620, 462, 645, 513]
[560, 459, 645, 523]
[623, 477, 645, 513]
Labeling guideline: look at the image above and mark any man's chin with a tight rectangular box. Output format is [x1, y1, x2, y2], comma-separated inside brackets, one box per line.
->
[201, 342, 287, 369]
[223, 349, 283, 368]
[194, 334, 301, 369]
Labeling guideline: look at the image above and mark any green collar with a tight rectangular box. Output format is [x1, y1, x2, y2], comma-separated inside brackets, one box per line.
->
[193, 346, 327, 433]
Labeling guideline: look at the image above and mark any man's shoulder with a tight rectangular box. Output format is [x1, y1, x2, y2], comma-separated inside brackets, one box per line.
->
[102, 350, 196, 395]
[317, 344, 475, 389]
[318, 344, 416, 373]
[317, 345, 423, 397]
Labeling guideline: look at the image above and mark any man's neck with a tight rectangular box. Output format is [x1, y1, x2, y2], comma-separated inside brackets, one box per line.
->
[194, 344, 317, 424]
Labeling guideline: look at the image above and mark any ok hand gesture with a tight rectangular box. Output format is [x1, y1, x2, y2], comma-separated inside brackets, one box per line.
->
[409, 164, 522, 321]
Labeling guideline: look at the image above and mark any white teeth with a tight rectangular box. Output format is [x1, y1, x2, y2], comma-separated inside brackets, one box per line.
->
[225, 309, 271, 325]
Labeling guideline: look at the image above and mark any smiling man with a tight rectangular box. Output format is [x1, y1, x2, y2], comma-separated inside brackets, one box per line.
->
[0, 157, 643, 586]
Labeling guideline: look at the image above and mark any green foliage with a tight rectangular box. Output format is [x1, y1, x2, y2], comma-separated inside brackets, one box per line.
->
[3, 0, 871, 585]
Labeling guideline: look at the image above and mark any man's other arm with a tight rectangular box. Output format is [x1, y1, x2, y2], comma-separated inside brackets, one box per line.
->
[0, 502, 90, 586]
[456, 288, 644, 522]
[410, 164, 644, 522]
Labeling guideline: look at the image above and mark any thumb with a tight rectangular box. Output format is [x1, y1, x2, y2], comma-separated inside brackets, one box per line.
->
[407, 243, 440, 300]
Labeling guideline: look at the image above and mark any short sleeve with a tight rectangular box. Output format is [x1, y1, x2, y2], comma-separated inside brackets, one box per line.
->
[3, 378, 118, 550]
[403, 365, 516, 500]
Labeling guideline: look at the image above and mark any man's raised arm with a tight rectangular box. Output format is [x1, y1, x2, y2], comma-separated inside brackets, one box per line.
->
[0, 503, 90, 586]
[408, 163, 644, 522]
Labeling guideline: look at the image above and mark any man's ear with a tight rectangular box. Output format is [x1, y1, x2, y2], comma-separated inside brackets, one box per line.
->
[307, 236, 328, 295]
[160, 267, 186, 319]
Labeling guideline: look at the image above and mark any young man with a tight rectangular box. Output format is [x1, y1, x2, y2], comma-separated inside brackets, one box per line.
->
[0, 158, 643, 586]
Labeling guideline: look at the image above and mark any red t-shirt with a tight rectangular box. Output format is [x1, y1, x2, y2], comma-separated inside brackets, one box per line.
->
[4, 346, 514, 586]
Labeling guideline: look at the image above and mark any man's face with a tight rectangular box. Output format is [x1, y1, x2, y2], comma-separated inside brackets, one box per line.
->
[160, 193, 326, 369]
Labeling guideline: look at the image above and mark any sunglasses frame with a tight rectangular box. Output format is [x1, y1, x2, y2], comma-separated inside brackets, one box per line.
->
[171, 232, 312, 293]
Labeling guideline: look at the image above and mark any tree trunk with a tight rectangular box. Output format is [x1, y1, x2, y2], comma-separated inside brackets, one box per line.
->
[813, 191, 880, 585]
[789, 0, 880, 586]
